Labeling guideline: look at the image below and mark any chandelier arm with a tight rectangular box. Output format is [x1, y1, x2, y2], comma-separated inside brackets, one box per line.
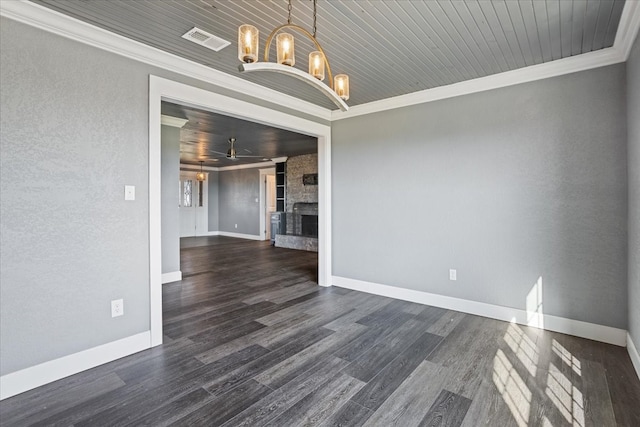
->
[263, 24, 334, 90]
[239, 62, 348, 111]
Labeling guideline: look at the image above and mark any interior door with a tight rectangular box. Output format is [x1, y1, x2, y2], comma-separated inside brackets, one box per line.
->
[179, 172, 208, 237]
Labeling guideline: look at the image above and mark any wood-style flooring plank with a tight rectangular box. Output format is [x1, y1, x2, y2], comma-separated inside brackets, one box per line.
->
[221, 356, 351, 427]
[203, 327, 334, 397]
[268, 372, 366, 426]
[166, 380, 272, 426]
[364, 360, 448, 427]
[2, 236, 639, 427]
[254, 322, 367, 389]
[417, 389, 472, 427]
[319, 400, 373, 427]
[350, 331, 444, 411]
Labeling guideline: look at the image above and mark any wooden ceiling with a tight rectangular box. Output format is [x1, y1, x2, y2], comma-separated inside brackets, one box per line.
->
[33, 0, 626, 110]
[162, 102, 317, 167]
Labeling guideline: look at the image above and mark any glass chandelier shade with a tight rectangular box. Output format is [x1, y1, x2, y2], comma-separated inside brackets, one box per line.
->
[308, 51, 325, 81]
[238, 24, 259, 63]
[334, 74, 349, 101]
[276, 33, 295, 66]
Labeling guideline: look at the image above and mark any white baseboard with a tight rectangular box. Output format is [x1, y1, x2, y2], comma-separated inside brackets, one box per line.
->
[0, 331, 150, 400]
[628, 333, 640, 380]
[217, 231, 263, 241]
[201, 231, 263, 241]
[161, 271, 182, 284]
[332, 276, 627, 347]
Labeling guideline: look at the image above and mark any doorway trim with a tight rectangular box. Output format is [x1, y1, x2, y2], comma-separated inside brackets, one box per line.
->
[149, 75, 332, 346]
[259, 168, 276, 241]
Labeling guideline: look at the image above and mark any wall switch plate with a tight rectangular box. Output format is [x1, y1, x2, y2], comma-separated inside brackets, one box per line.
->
[235, 224, 238, 228]
[449, 269, 457, 281]
[111, 299, 124, 317]
[124, 185, 135, 201]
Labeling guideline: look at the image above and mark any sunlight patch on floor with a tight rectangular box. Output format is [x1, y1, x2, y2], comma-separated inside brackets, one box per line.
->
[504, 323, 539, 377]
[493, 348, 532, 427]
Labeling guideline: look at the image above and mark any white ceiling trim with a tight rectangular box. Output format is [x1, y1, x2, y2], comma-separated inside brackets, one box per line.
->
[332, 0, 640, 121]
[615, 0, 640, 60]
[160, 115, 188, 128]
[180, 161, 276, 172]
[0, 0, 332, 122]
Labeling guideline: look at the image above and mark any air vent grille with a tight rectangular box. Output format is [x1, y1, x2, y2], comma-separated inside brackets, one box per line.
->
[181, 27, 230, 52]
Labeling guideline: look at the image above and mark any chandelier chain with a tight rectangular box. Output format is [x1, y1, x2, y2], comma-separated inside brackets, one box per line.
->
[287, 0, 292, 24]
[313, 0, 317, 38]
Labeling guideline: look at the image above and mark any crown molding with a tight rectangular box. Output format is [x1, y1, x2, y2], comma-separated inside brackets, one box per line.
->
[161, 115, 188, 128]
[0, 0, 332, 122]
[180, 161, 275, 172]
[332, 47, 623, 121]
[332, 0, 639, 121]
[615, 0, 640, 61]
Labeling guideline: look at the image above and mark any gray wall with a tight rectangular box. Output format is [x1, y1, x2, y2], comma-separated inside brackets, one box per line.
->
[628, 33, 640, 347]
[332, 64, 628, 329]
[0, 17, 149, 374]
[161, 125, 180, 274]
[208, 171, 220, 232]
[218, 168, 261, 235]
[0, 16, 326, 376]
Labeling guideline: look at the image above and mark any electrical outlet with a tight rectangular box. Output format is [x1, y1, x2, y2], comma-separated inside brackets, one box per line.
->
[449, 269, 457, 281]
[235, 224, 238, 228]
[111, 299, 124, 317]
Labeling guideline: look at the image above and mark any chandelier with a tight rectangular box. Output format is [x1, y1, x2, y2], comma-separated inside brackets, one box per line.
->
[237, 0, 349, 111]
[196, 161, 206, 181]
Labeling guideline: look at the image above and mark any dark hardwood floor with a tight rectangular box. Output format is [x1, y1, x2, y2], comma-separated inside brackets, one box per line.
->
[2, 235, 639, 426]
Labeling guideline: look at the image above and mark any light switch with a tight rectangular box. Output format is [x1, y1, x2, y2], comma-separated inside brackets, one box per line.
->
[125, 185, 135, 201]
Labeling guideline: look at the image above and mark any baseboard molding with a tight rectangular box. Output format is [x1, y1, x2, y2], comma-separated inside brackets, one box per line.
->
[628, 333, 640, 380]
[204, 231, 220, 236]
[217, 231, 263, 241]
[332, 276, 627, 347]
[161, 271, 182, 284]
[0, 331, 150, 400]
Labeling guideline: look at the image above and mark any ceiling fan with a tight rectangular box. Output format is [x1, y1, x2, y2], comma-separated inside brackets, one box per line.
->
[208, 137, 265, 161]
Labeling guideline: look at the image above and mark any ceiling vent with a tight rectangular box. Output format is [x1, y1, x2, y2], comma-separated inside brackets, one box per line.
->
[181, 27, 230, 52]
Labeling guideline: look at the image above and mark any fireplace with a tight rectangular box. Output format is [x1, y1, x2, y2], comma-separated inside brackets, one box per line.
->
[292, 202, 318, 238]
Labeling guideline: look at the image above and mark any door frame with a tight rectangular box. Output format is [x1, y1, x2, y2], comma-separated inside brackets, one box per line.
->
[259, 168, 276, 241]
[149, 75, 332, 346]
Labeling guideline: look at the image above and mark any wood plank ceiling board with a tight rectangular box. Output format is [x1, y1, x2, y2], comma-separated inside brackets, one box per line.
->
[162, 102, 317, 167]
[31, 0, 626, 109]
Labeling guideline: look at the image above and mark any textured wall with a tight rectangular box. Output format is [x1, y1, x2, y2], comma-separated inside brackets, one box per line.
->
[161, 125, 180, 274]
[628, 33, 640, 347]
[0, 17, 150, 374]
[218, 168, 260, 235]
[0, 16, 327, 377]
[208, 171, 219, 232]
[332, 64, 628, 329]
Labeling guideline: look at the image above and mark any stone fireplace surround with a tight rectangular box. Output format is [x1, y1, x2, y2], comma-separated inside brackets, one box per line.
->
[292, 202, 318, 237]
[275, 202, 319, 252]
